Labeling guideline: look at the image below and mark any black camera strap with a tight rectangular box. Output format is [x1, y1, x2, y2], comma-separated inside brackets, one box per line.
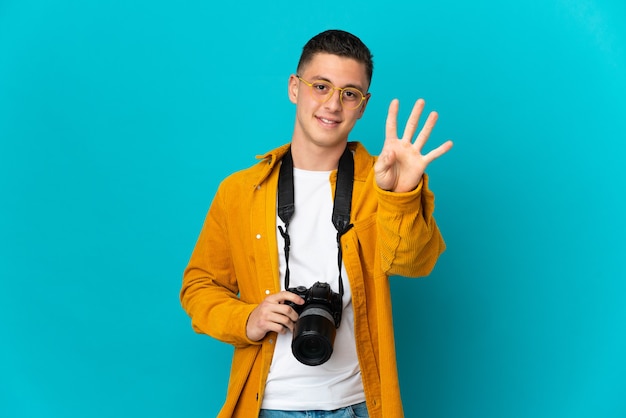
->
[277, 146, 354, 296]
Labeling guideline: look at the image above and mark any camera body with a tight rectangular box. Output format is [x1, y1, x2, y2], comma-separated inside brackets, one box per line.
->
[286, 281, 342, 326]
[285, 281, 343, 366]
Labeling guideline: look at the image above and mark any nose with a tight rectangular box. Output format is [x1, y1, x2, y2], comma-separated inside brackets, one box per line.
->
[324, 87, 343, 111]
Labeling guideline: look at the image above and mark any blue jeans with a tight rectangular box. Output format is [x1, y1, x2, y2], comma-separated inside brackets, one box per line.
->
[259, 401, 369, 418]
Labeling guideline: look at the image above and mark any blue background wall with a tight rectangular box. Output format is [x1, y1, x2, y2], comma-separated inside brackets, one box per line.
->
[1, 0, 625, 417]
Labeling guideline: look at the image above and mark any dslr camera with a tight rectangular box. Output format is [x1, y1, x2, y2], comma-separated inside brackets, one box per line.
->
[285, 281, 342, 366]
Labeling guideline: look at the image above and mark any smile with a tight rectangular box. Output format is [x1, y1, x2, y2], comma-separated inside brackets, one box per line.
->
[317, 116, 340, 126]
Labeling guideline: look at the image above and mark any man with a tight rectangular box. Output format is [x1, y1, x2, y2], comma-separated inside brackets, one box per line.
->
[181, 29, 453, 417]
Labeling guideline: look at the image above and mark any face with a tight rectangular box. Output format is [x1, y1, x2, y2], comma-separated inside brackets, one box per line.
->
[288, 53, 371, 153]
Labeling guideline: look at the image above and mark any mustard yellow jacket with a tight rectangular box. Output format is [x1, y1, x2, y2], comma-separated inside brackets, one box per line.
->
[181, 142, 445, 417]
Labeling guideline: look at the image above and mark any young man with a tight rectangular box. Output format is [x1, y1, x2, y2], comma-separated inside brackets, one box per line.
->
[181, 29, 453, 417]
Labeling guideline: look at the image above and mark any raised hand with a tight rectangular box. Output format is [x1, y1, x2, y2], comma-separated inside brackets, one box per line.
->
[374, 99, 453, 192]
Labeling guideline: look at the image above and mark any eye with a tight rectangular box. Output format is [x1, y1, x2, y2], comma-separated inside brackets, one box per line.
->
[312, 82, 330, 93]
[342, 88, 361, 101]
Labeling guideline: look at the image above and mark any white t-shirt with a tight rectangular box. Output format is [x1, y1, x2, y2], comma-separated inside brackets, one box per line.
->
[261, 167, 366, 411]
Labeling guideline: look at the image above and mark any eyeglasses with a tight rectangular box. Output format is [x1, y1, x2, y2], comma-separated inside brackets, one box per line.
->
[297, 76, 367, 110]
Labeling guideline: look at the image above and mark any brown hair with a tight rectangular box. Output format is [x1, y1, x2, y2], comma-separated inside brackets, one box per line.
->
[297, 29, 374, 86]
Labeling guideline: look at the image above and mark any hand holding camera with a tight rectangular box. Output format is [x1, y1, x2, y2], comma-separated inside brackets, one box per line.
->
[245, 291, 304, 342]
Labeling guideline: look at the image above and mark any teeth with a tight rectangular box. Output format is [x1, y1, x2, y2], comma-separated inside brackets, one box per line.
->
[320, 118, 335, 124]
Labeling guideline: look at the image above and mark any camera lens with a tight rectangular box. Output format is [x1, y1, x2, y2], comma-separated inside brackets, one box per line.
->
[301, 337, 324, 357]
[291, 306, 336, 366]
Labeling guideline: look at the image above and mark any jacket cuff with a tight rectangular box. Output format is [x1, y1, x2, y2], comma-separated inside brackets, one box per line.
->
[373, 176, 424, 211]
[233, 303, 265, 347]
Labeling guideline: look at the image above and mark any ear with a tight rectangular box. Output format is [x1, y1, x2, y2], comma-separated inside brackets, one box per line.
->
[288, 75, 299, 104]
[356, 93, 371, 119]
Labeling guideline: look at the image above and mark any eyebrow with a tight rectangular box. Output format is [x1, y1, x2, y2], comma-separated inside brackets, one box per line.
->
[311, 75, 366, 93]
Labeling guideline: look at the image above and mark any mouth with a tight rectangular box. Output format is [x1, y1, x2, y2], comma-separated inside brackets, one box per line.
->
[316, 116, 341, 127]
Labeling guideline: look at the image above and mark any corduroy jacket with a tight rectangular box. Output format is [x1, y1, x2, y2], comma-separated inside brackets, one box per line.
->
[181, 141, 446, 417]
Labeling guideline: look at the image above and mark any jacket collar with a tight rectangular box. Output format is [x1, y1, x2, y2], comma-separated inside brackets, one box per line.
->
[254, 141, 374, 186]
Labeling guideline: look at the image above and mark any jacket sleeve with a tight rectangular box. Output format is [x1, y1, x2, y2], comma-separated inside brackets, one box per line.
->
[180, 183, 261, 348]
[375, 173, 446, 278]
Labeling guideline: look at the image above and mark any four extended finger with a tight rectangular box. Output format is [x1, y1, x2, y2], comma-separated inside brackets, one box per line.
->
[385, 99, 400, 140]
[412, 111, 439, 150]
[402, 99, 425, 142]
[423, 140, 454, 164]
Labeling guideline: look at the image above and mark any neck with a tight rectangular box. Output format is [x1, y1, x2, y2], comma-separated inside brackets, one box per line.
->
[290, 141, 347, 171]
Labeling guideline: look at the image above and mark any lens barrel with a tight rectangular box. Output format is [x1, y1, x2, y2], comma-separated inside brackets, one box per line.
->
[291, 305, 336, 366]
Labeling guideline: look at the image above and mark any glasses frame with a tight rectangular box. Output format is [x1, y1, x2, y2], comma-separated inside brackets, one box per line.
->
[297, 76, 367, 110]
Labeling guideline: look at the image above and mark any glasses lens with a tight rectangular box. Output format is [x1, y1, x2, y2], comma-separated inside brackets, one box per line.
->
[310, 81, 333, 101]
[341, 88, 364, 109]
